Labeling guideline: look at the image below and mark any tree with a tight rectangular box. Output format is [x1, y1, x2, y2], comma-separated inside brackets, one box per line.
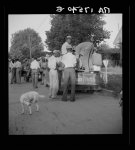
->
[98, 43, 111, 51]
[45, 14, 110, 51]
[9, 28, 44, 60]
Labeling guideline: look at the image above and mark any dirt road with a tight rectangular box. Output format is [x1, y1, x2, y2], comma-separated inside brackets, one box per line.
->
[9, 82, 122, 134]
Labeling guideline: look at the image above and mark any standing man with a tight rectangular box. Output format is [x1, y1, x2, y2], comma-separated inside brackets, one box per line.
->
[61, 35, 72, 55]
[30, 57, 40, 88]
[48, 50, 59, 99]
[9, 59, 14, 84]
[10, 59, 16, 84]
[15, 58, 22, 84]
[92, 48, 102, 90]
[44, 58, 50, 87]
[44, 54, 50, 87]
[61, 45, 77, 102]
[39, 56, 45, 85]
[40, 56, 49, 86]
[56, 51, 63, 91]
[92, 48, 102, 72]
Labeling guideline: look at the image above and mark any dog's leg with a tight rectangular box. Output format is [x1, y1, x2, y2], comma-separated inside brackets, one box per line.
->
[36, 103, 39, 112]
[21, 103, 24, 114]
[28, 106, 32, 115]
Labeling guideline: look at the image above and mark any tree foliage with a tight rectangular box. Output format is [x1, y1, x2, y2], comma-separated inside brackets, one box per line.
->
[45, 14, 110, 51]
[9, 28, 44, 60]
[98, 43, 111, 51]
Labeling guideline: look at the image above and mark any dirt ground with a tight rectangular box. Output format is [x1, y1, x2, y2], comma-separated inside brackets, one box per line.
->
[9, 81, 122, 135]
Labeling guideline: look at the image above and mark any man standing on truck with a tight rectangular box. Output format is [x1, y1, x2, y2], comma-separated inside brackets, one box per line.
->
[92, 48, 102, 89]
[61, 35, 72, 55]
[92, 48, 102, 72]
[61, 45, 77, 102]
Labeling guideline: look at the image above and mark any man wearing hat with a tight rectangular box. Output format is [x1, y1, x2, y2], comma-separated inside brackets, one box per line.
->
[61, 35, 72, 55]
[15, 58, 22, 84]
[30, 56, 40, 88]
[10, 59, 17, 84]
[61, 45, 77, 102]
[48, 50, 59, 99]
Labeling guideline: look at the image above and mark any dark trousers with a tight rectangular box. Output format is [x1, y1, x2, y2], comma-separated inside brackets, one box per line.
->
[16, 68, 21, 83]
[62, 68, 76, 101]
[32, 69, 38, 88]
[11, 68, 16, 84]
[58, 70, 62, 89]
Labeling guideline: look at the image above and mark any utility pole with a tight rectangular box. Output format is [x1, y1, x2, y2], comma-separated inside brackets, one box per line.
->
[29, 34, 32, 61]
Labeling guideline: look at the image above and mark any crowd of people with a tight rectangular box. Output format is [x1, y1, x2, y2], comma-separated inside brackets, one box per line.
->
[9, 35, 79, 102]
[9, 35, 104, 102]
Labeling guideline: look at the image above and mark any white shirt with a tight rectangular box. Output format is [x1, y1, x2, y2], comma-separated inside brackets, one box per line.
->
[15, 61, 21, 68]
[61, 42, 71, 55]
[93, 65, 101, 71]
[61, 52, 76, 68]
[56, 56, 62, 63]
[30, 60, 40, 69]
[9, 61, 15, 69]
[48, 55, 57, 69]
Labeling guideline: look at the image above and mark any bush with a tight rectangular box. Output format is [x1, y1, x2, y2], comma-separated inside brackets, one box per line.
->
[101, 74, 122, 92]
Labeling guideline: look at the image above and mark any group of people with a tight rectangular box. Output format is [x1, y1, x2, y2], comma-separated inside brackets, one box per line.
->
[9, 56, 50, 86]
[30, 35, 77, 101]
[9, 35, 78, 102]
[30, 56, 49, 88]
[9, 58, 22, 84]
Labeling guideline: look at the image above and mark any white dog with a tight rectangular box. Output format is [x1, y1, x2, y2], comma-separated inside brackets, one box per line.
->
[20, 91, 45, 115]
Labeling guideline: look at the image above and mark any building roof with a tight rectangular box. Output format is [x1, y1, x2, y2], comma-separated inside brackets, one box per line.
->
[113, 27, 122, 46]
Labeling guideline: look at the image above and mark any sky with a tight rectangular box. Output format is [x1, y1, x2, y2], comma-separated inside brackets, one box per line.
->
[8, 14, 122, 50]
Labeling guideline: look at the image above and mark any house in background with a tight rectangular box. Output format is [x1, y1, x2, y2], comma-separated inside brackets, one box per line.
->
[113, 26, 122, 66]
[113, 26, 122, 48]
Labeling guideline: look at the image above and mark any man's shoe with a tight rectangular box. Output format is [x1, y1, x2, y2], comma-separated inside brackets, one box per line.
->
[46, 84, 49, 87]
[49, 95, 52, 99]
[70, 99, 75, 102]
[51, 97, 57, 99]
[62, 99, 67, 102]
[57, 91, 62, 95]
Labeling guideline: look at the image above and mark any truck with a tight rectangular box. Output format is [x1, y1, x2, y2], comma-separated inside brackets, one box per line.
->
[59, 42, 103, 93]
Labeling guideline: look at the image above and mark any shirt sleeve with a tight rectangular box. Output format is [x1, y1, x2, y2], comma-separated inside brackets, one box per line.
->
[37, 62, 40, 68]
[61, 43, 67, 54]
[48, 58, 51, 68]
[20, 62, 22, 68]
[61, 55, 65, 64]
[14, 62, 16, 68]
[61, 44, 65, 51]
[73, 55, 77, 65]
[30, 63, 32, 69]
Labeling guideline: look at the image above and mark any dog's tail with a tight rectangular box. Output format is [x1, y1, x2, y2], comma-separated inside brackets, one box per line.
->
[39, 95, 45, 98]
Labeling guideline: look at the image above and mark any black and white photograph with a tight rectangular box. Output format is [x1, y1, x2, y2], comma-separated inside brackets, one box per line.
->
[8, 14, 123, 135]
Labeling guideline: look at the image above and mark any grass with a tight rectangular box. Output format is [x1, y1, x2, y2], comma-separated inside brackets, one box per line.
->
[100, 73, 122, 97]
[101, 66, 122, 74]
[100, 66, 122, 96]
